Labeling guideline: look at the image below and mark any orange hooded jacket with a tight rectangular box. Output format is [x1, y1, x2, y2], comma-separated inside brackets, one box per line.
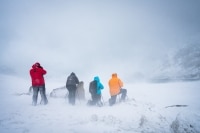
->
[108, 73, 123, 96]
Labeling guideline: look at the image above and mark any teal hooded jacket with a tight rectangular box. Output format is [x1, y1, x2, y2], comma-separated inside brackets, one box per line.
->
[94, 76, 104, 95]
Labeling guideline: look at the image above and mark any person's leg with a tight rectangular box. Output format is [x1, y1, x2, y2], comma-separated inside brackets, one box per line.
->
[67, 85, 76, 105]
[39, 86, 48, 105]
[97, 95, 103, 107]
[109, 95, 117, 106]
[91, 94, 95, 101]
[88, 94, 96, 105]
[120, 89, 127, 101]
[42, 85, 48, 104]
[68, 88, 73, 104]
[32, 87, 39, 106]
[94, 94, 99, 104]
[71, 88, 76, 105]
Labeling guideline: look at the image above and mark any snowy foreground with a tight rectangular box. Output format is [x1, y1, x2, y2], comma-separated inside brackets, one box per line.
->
[0, 75, 200, 133]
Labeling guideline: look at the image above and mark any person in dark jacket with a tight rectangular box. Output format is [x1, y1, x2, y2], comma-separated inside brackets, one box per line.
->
[30, 62, 48, 106]
[66, 72, 79, 105]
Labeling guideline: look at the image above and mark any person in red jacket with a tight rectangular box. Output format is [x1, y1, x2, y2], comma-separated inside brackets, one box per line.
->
[30, 62, 48, 106]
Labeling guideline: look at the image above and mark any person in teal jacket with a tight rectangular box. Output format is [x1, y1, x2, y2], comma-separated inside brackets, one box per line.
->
[94, 76, 104, 95]
[88, 76, 104, 106]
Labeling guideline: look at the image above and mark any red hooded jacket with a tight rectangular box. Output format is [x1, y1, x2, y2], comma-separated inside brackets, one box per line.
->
[30, 63, 47, 86]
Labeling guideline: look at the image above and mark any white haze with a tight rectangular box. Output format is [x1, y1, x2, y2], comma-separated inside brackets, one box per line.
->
[1, 1, 200, 132]
[1, 0, 200, 84]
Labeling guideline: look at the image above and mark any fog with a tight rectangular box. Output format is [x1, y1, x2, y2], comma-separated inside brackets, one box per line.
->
[1, 0, 200, 85]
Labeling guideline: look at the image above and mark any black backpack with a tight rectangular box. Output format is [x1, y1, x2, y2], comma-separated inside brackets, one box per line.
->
[89, 80, 97, 95]
[66, 75, 76, 86]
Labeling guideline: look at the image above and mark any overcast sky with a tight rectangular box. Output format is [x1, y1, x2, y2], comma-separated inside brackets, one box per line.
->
[1, 0, 200, 84]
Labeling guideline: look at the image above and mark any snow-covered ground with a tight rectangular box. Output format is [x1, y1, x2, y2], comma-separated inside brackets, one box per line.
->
[0, 75, 200, 133]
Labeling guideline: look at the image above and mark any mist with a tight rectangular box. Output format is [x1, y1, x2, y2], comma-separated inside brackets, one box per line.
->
[1, 0, 200, 85]
[1, 1, 200, 132]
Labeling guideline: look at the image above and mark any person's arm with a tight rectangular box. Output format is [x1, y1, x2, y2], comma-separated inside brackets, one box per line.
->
[118, 79, 123, 88]
[99, 82, 104, 90]
[37, 64, 46, 75]
[41, 68, 47, 75]
[75, 76, 79, 85]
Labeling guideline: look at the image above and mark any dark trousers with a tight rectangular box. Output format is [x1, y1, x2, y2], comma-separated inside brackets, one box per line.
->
[87, 93, 102, 106]
[32, 85, 48, 106]
[41, 85, 48, 105]
[67, 85, 77, 105]
[92, 94, 101, 104]
[109, 88, 127, 106]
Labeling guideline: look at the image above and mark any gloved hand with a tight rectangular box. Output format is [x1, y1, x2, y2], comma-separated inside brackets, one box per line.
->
[38, 65, 43, 69]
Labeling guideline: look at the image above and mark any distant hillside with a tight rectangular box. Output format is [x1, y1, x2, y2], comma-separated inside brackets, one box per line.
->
[0, 66, 16, 75]
[152, 43, 200, 82]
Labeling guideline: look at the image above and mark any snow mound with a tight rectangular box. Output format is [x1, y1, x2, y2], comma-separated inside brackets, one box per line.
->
[171, 113, 200, 133]
[1, 75, 200, 133]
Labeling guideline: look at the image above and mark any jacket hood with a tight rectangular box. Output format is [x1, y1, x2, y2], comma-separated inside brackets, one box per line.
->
[94, 76, 100, 82]
[70, 72, 75, 76]
[32, 64, 37, 69]
[35, 62, 40, 66]
[32, 62, 40, 69]
[112, 73, 117, 78]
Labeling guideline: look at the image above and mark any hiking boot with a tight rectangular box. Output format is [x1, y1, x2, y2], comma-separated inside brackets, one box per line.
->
[119, 98, 125, 102]
[32, 101, 37, 106]
[97, 101, 103, 107]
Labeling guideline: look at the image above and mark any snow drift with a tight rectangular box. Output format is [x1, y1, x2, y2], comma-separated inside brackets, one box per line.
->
[0, 75, 200, 133]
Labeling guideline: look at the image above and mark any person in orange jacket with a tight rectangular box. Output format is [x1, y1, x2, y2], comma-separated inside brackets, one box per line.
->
[108, 73, 127, 106]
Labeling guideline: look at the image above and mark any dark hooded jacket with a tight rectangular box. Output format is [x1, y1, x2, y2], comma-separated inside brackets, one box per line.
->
[66, 72, 79, 87]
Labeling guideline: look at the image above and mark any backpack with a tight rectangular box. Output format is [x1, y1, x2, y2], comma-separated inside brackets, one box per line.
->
[89, 80, 97, 95]
[66, 75, 76, 86]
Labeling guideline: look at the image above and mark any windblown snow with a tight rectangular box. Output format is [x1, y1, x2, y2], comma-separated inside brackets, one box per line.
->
[0, 75, 200, 133]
